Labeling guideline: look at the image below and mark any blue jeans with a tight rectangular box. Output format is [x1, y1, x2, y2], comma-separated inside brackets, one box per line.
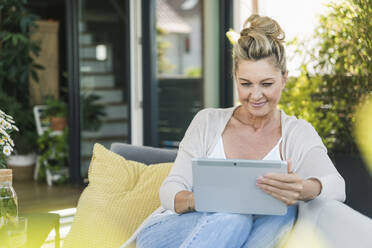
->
[136, 205, 297, 248]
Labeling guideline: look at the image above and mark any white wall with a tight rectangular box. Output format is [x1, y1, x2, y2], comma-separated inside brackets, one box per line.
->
[238, 0, 329, 77]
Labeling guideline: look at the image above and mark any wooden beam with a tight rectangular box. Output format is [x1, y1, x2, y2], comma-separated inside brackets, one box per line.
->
[252, 0, 259, 14]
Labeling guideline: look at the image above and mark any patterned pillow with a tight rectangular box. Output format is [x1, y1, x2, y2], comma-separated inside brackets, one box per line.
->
[63, 143, 173, 248]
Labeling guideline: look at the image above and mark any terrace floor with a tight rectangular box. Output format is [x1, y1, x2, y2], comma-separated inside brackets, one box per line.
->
[12, 180, 84, 247]
[13, 180, 83, 214]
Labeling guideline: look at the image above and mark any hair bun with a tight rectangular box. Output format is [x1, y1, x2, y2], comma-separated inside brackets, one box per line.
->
[240, 14, 285, 43]
[232, 14, 287, 75]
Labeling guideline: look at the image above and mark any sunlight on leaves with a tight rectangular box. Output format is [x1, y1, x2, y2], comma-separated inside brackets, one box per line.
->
[355, 94, 372, 175]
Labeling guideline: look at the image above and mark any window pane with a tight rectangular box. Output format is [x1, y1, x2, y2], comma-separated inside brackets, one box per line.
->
[156, 0, 204, 148]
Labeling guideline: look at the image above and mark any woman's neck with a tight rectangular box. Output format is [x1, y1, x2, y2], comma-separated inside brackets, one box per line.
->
[233, 106, 280, 132]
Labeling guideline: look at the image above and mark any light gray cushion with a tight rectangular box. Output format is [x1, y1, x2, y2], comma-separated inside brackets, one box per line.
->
[293, 198, 372, 248]
[110, 143, 177, 165]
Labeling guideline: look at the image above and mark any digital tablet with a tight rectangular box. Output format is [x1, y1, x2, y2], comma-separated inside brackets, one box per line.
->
[192, 158, 288, 215]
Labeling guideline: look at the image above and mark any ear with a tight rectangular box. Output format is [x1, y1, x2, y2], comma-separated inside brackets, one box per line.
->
[282, 70, 288, 89]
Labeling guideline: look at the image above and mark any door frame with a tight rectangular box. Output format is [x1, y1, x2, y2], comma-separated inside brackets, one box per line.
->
[66, 0, 82, 184]
[129, 0, 144, 146]
[141, 0, 159, 147]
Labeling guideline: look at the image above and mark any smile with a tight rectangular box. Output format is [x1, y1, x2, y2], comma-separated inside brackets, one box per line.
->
[250, 101, 267, 107]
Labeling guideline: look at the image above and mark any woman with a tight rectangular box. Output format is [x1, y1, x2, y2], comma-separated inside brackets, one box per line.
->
[122, 14, 345, 248]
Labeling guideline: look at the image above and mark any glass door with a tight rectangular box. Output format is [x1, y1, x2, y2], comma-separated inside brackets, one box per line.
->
[155, 0, 204, 148]
[77, 0, 130, 177]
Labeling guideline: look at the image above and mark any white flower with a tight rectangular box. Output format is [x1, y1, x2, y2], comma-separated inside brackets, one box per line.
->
[12, 125, 19, 132]
[5, 122, 12, 130]
[3, 146, 11, 156]
[8, 138, 14, 147]
[0, 129, 9, 138]
[6, 144, 13, 151]
[0, 110, 17, 154]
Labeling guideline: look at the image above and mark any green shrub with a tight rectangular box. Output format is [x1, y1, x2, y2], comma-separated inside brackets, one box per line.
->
[43, 96, 68, 118]
[0, 0, 42, 154]
[185, 67, 202, 77]
[37, 128, 69, 183]
[280, 0, 371, 154]
[279, 70, 342, 150]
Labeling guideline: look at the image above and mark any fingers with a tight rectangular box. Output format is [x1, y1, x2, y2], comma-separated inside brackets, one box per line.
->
[287, 159, 292, 173]
[257, 169, 304, 205]
[260, 187, 298, 205]
[258, 181, 300, 198]
[262, 172, 302, 183]
[257, 176, 303, 192]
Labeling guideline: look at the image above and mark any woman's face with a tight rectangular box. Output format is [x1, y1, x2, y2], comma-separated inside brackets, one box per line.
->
[235, 57, 287, 118]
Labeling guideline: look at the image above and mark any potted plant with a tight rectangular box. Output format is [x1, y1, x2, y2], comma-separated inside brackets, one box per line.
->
[81, 93, 106, 131]
[0, 110, 18, 169]
[43, 96, 68, 131]
[0, 0, 42, 175]
[0, 92, 36, 180]
[0, 109, 19, 237]
[36, 127, 69, 185]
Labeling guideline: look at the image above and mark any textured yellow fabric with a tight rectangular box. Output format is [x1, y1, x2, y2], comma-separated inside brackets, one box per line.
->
[63, 143, 173, 248]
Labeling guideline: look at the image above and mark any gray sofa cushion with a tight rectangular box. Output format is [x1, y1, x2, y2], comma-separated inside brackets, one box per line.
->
[110, 143, 177, 165]
[293, 198, 372, 248]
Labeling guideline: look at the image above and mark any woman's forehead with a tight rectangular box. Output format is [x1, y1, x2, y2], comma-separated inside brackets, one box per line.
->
[236, 58, 281, 79]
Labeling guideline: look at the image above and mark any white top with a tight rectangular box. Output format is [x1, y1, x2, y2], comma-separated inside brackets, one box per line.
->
[209, 136, 282, 160]
[121, 107, 346, 247]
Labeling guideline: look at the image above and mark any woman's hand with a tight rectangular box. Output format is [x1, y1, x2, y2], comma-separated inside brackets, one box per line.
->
[174, 191, 195, 214]
[256, 160, 318, 205]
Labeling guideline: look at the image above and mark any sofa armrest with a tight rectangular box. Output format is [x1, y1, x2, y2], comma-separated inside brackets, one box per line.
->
[110, 143, 177, 165]
[292, 198, 372, 248]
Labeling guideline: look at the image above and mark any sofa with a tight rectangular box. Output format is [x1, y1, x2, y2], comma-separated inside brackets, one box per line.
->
[64, 142, 372, 248]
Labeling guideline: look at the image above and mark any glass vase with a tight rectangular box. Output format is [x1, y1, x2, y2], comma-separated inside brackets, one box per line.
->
[0, 169, 19, 247]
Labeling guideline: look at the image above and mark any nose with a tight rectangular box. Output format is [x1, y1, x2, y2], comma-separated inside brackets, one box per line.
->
[250, 86, 263, 101]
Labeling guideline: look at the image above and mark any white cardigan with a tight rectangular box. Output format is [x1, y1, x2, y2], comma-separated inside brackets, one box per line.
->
[121, 106, 346, 247]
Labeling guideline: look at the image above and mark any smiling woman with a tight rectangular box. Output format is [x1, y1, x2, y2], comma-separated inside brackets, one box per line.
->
[121, 14, 345, 248]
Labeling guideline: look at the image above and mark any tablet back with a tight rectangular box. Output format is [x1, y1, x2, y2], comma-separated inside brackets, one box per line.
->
[192, 158, 288, 215]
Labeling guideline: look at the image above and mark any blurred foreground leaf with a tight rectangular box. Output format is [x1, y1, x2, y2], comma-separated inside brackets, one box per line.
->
[355, 95, 372, 175]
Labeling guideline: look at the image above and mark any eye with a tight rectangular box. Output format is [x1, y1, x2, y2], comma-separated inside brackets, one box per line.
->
[262, 82, 273, 87]
[240, 82, 252, 87]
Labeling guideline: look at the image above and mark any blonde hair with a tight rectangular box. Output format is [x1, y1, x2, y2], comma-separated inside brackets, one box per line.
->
[232, 14, 286, 76]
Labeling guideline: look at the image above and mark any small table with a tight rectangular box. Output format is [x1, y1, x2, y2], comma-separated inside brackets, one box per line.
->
[20, 213, 60, 248]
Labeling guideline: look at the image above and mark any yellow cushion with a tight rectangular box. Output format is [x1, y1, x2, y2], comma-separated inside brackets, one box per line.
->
[63, 143, 173, 248]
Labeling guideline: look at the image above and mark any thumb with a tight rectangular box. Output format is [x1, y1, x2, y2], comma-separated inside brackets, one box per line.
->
[286, 159, 292, 173]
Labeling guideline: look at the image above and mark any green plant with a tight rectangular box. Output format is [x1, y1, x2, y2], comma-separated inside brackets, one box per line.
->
[281, 0, 371, 154]
[0, 110, 18, 169]
[0, 0, 42, 154]
[185, 67, 202, 77]
[157, 27, 175, 75]
[37, 127, 69, 184]
[81, 94, 106, 131]
[279, 70, 342, 150]
[43, 96, 68, 118]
